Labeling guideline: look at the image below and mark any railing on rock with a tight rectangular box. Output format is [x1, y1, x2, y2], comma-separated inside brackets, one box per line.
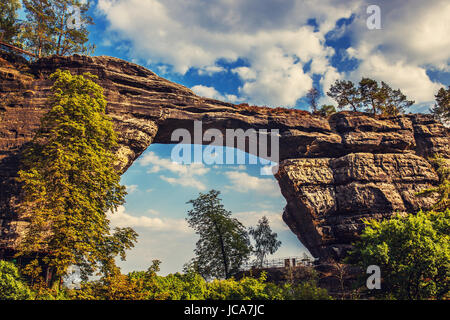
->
[239, 256, 316, 271]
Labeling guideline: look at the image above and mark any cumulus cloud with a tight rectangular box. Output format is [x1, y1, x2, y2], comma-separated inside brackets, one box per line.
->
[138, 151, 210, 190]
[233, 210, 288, 232]
[191, 85, 240, 103]
[224, 171, 280, 196]
[348, 54, 442, 103]
[342, 0, 448, 105]
[109, 206, 192, 233]
[125, 184, 138, 194]
[96, 0, 449, 108]
[96, 0, 355, 107]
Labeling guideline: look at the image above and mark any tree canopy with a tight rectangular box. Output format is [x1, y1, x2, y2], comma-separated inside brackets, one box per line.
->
[348, 155, 450, 300]
[431, 86, 450, 124]
[21, 0, 94, 57]
[249, 216, 281, 267]
[17, 69, 137, 286]
[347, 210, 449, 300]
[0, 260, 33, 300]
[186, 190, 252, 280]
[0, 0, 22, 45]
[327, 78, 414, 115]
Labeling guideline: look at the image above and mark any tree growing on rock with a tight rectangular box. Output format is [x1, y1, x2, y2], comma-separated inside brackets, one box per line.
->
[0, 0, 22, 46]
[316, 104, 336, 117]
[431, 86, 450, 124]
[186, 190, 252, 280]
[327, 80, 362, 112]
[306, 87, 320, 113]
[21, 0, 94, 57]
[327, 78, 414, 115]
[17, 70, 137, 288]
[249, 216, 281, 267]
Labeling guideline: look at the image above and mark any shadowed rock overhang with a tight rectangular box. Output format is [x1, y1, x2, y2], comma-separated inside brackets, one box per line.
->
[0, 53, 448, 261]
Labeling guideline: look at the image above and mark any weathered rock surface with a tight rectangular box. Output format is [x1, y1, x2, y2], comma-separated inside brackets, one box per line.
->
[0, 54, 448, 260]
[275, 153, 440, 259]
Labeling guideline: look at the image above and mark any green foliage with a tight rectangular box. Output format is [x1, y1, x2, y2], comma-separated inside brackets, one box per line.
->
[327, 80, 361, 112]
[17, 69, 137, 285]
[316, 104, 336, 117]
[21, 0, 94, 57]
[327, 78, 414, 115]
[0, 260, 33, 300]
[205, 273, 281, 300]
[186, 190, 252, 280]
[347, 210, 450, 299]
[71, 266, 331, 300]
[249, 216, 281, 267]
[0, 0, 22, 45]
[431, 86, 450, 124]
[280, 280, 332, 300]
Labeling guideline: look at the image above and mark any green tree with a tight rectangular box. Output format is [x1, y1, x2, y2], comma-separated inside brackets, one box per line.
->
[17, 69, 137, 287]
[280, 280, 332, 300]
[22, 0, 94, 57]
[378, 81, 414, 115]
[327, 78, 413, 115]
[186, 190, 252, 280]
[0, 260, 33, 300]
[359, 77, 383, 115]
[249, 216, 281, 267]
[347, 210, 450, 299]
[431, 86, 450, 124]
[306, 87, 320, 113]
[0, 0, 22, 45]
[316, 104, 336, 117]
[327, 80, 362, 112]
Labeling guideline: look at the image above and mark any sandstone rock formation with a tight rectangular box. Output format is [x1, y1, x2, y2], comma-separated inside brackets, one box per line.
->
[0, 53, 448, 260]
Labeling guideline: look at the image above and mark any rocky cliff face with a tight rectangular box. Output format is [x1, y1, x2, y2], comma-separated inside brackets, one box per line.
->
[0, 53, 448, 260]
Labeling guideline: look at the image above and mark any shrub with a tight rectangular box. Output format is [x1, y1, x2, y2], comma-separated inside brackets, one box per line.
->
[0, 260, 33, 300]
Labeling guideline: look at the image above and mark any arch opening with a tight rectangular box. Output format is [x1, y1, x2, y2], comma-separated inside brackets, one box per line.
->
[111, 143, 312, 275]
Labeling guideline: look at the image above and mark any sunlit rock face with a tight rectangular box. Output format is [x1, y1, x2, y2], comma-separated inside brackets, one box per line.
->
[0, 54, 448, 260]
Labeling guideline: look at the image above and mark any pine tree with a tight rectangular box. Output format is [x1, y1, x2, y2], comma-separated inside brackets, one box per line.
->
[17, 70, 137, 286]
[327, 78, 413, 115]
[431, 86, 450, 124]
[0, 0, 22, 45]
[327, 80, 362, 112]
[21, 0, 94, 57]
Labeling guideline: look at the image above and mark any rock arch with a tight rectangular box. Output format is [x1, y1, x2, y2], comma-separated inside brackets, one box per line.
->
[0, 54, 448, 260]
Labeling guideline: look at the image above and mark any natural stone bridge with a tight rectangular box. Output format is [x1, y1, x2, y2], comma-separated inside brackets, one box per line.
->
[0, 54, 448, 261]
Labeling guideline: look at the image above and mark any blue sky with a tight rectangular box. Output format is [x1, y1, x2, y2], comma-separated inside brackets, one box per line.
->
[80, 0, 450, 274]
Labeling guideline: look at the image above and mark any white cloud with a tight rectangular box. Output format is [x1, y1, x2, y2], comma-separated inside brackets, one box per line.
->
[191, 85, 240, 103]
[96, 0, 356, 107]
[224, 171, 280, 196]
[125, 184, 138, 194]
[236, 47, 313, 106]
[138, 151, 210, 190]
[348, 54, 442, 104]
[109, 206, 192, 233]
[96, 0, 449, 108]
[342, 0, 449, 104]
[233, 210, 288, 232]
[260, 165, 278, 176]
[197, 65, 226, 76]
